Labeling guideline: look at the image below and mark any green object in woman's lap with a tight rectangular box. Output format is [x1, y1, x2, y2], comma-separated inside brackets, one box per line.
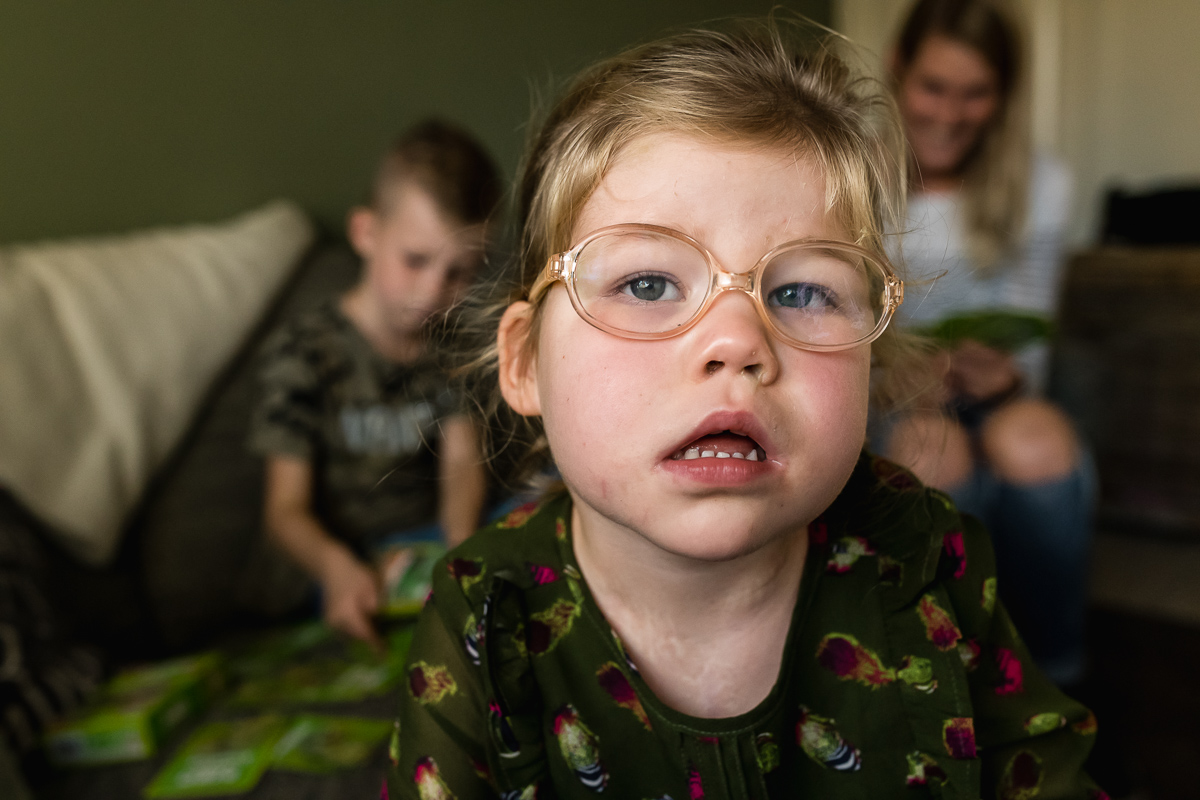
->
[922, 310, 1054, 351]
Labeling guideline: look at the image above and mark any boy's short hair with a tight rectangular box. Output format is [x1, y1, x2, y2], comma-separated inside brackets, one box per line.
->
[370, 119, 502, 224]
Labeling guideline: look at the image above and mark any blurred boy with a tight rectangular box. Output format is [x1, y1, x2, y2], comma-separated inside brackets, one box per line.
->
[250, 120, 501, 644]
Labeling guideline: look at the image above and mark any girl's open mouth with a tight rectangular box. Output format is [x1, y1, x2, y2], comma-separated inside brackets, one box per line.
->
[669, 431, 765, 463]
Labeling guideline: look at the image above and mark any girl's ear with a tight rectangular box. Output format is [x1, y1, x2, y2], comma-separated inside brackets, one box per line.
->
[498, 301, 542, 416]
[346, 206, 377, 260]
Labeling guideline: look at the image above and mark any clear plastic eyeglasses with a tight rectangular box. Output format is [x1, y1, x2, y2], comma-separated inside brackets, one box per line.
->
[527, 223, 904, 351]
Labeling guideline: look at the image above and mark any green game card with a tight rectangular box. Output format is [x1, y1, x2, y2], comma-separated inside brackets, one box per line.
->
[143, 716, 289, 798]
[272, 715, 393, 773]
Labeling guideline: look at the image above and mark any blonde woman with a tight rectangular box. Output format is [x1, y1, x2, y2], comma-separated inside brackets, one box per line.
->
[884, 0, 1093, 687]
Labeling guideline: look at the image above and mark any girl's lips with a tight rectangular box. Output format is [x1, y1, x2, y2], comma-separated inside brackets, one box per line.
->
[660, 435, 772, 487]
[661, 410, 776, 465]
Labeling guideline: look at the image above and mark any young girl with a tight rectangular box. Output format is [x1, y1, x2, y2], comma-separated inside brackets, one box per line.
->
[388, 22, 1101, 800]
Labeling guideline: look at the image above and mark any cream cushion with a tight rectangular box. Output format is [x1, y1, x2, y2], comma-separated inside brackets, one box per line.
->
[0, 201, 315, 565]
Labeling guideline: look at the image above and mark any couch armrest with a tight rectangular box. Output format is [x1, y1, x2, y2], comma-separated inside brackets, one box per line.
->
[1051, 246, 1200, 536]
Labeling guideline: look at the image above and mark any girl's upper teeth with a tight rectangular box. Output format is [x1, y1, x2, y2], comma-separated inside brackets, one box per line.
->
[679, 445, 759, 461]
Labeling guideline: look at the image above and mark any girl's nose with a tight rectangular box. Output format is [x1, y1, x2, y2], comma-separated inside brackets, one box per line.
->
[690, 291, 779, 385]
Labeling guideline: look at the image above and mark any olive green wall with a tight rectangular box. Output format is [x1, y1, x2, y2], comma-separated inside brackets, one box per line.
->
[0, 1, 829, 244]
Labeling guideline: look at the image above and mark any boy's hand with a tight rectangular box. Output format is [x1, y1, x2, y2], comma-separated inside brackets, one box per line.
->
[319, 548, 383, 648]
[263, 456, 384, 648]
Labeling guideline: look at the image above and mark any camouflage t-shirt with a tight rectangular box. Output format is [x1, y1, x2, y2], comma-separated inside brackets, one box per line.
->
[249, 300, 462, 550]
[386, 453, 1104, 800]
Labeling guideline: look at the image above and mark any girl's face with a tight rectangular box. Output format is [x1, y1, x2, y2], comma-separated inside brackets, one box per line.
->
[897, 34, 1002, 182]
[500, 133, 871, 563]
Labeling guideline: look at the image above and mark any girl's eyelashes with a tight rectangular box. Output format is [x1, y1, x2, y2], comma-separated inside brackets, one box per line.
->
[614, 272, 686, 303]
[767, 282, 839, 312]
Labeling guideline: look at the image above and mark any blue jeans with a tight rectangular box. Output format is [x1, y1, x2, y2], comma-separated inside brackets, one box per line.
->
[948, 453, 1097, 686]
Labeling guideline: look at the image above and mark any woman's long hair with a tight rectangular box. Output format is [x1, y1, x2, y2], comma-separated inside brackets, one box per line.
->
[894, 0, 1030, 271]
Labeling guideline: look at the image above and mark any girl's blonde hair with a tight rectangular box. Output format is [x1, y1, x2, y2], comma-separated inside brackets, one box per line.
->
[894, 0, 1030, 270]
[457, 19, 920, 487]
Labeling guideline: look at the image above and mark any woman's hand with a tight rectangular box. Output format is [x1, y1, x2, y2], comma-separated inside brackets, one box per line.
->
[947, 339, 1021, 402]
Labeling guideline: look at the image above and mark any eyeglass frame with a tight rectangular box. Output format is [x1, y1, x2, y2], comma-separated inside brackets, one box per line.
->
[526, 223, 905, 352]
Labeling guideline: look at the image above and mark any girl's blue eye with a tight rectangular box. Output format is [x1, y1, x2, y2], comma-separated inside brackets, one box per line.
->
[767, 282, 836, 310]
[621, 273, 680, 302]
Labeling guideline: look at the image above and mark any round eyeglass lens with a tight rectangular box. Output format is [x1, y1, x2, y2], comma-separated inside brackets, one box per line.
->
[571, 230, 710, 334]
[759, 245, 885, 346]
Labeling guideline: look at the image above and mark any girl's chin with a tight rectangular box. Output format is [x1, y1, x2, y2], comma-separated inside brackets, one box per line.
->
[645, 526, 791, 564]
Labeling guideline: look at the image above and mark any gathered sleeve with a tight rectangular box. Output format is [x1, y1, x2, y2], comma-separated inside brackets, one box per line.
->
[949, 514, 1102, 799]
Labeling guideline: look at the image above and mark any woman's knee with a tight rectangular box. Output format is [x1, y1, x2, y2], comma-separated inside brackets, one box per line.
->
[981, 399, 1079, 484]
[884, 412, 973, 491]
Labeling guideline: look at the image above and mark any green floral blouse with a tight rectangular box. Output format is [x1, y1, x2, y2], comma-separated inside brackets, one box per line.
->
[386, 453, 1104, 800]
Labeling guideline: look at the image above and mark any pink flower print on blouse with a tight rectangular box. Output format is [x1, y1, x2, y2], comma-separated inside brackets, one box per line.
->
[1073, 710, 1099, 736]
[596, 662, 651, 730]
[816, 633, 896, 687]
[942, 530, 967, 579]
[527, 562, 560, 585]
[414, 756, 457, 800]
[998, 750, 1043, 800]
[526, 599, 580, 655]
[994, 647, 1025, 695]
[808, 516, 829, 545]
[409, 662, 457, 705]
[871, 456, 921, 491]
[497, 501, 540, 529]
[942, 718, 977, 759]
[826, 536, 876, 574]
[447, 558, 485, 593]
[918, 595, 963, 651]
[488, 699, 520, 757]
[905, 751, 947, 787]
[957, 638, 982, 671]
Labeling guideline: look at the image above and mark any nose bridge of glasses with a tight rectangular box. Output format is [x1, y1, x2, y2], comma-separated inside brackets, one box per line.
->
[714, 270, 753, 292]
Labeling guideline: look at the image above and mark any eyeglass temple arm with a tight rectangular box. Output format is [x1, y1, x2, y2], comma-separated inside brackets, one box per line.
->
[886, 273, 904, 310]
[527, 254, 567, 303]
